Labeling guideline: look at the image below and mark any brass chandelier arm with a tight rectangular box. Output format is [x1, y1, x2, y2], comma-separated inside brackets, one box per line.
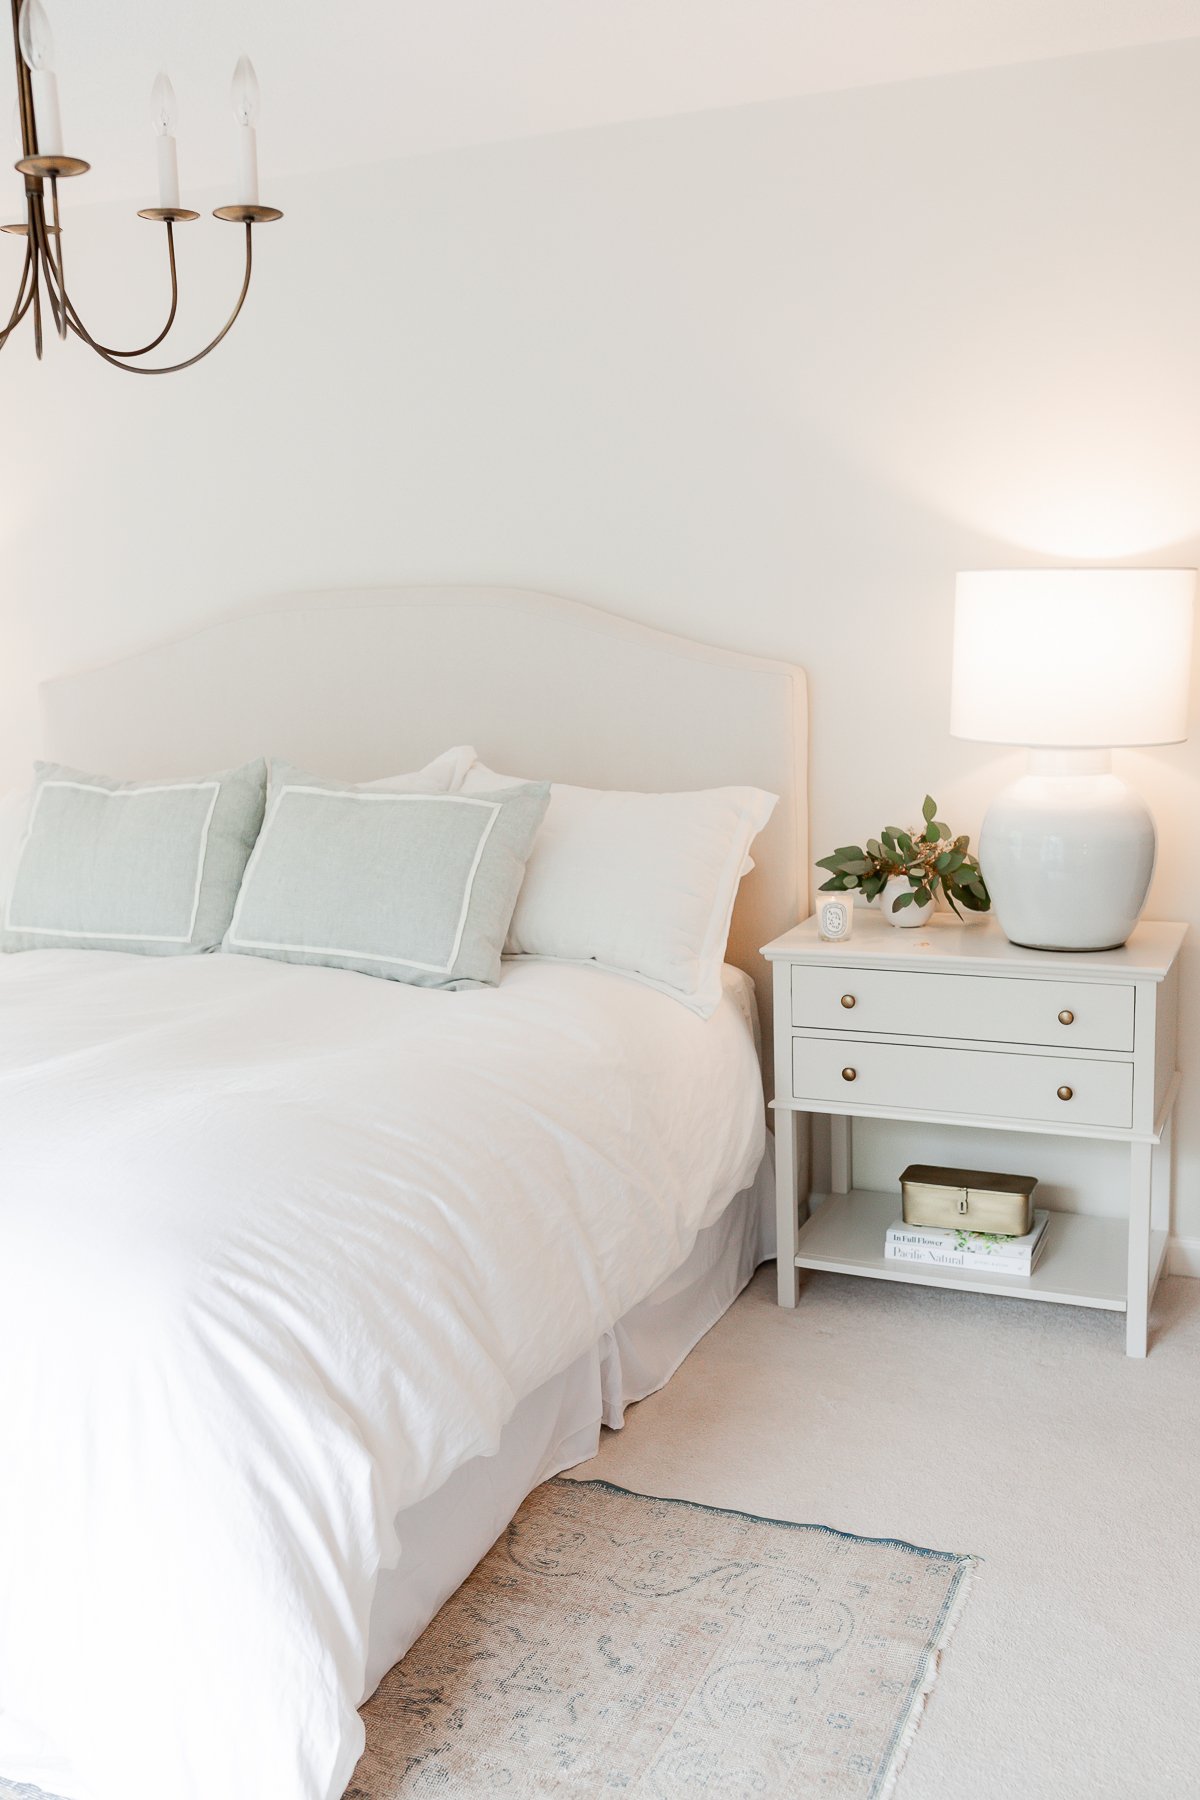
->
[56, 221, 255, 376]
[26, 209, 64, 348]
[0, 238, 34, 344]
[55, 218, 182, 359]
[30, 232, 41, 357]
[40, 183, 67, 339]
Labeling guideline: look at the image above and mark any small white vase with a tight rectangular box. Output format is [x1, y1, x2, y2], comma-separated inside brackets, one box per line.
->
[882, 874, 934, 928]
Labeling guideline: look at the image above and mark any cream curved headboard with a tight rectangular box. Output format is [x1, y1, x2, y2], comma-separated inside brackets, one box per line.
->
[40, 586, 808, 1063]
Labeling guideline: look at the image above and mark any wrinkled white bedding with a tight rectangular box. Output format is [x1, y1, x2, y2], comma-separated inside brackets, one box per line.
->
[0, 950, 764, 1800]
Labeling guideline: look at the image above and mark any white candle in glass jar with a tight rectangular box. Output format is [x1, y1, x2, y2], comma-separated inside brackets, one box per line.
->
[817, 894, 855, 942]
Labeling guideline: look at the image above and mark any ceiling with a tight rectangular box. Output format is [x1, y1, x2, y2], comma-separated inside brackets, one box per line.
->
[9, 0, 1200, 206]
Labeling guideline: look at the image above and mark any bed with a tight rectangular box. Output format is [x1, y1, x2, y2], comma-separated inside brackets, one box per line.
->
[0, 587, 807, 1800]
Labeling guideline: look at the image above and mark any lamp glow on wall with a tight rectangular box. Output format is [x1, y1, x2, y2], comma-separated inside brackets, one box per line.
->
[951, 569, 1196, 952]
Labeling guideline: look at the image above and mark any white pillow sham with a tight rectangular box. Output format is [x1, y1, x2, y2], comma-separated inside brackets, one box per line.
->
[360, 745, 476, 794]
[458, 761, 777, 1016]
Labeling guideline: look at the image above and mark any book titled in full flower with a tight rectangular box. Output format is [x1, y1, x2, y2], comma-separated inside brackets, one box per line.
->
[885, 1210, 1050, 1275]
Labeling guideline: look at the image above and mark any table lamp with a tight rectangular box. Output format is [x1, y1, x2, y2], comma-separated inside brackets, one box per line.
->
[951, 568, 1195, 952]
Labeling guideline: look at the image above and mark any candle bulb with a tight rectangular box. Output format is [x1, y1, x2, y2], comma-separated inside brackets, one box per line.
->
[231, 55, 259, 205]
[18, 0, 62, 157]
[150, 72, 179, 209]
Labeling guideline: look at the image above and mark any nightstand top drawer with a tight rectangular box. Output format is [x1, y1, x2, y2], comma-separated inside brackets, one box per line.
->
[791, 963, 1134, 1052]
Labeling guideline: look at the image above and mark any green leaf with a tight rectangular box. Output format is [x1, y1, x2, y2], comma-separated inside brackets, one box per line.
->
[913, 885, 931, 907]
[863, 874, 885, 900]
[866, 838, 883, 860]
[815, 854, 846, 873]
[839, 858, 874, 875]
[818, 877, 842, 892]
[892, 890, 915, 910]
[922, 795, 937, 823]
[896, 831, 914, 857]
[843, 874, 859, 889]
[933, 821, 949, 840]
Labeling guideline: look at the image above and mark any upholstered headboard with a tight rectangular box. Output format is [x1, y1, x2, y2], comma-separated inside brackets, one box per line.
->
[40, 586, 808, 1062]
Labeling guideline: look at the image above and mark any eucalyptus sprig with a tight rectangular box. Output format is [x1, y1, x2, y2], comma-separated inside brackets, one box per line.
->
[816, 795, 990, 918]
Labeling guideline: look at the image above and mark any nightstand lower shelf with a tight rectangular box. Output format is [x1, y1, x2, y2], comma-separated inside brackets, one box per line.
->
[795, 1190, 1153, 1312]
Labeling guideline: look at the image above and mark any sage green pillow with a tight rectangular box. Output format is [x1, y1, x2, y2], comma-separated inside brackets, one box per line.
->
[2, 758, 267, 956]
[223, 761, 550, 988]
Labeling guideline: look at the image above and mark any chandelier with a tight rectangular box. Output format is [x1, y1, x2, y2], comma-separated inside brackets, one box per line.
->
[2, 0, 281, 374]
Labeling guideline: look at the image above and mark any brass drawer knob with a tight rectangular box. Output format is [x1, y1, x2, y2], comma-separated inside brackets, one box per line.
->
[1057, 1084, 1073, 1101]
[840, 994, 856, 1009]
[841, 1067, 857, 1082]
[1058, 1009, 1074, 1026]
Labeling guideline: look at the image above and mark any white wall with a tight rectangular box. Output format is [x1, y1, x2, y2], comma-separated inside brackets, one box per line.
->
[3, 40, 1200, 1241]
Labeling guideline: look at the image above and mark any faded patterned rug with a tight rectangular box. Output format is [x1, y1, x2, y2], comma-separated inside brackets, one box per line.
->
[349, 1477, 974, 1797]
[0, 1478, 974, 1800]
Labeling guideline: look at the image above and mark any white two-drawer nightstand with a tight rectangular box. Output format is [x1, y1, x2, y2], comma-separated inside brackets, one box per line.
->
[762, 910, 1186, 1357]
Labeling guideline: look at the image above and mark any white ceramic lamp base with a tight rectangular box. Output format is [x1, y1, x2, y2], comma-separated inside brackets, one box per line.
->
[979, 750, 1156, 952]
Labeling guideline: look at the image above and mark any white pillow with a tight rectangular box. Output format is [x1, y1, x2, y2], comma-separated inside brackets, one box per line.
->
[459, 761, 777, 1016]
[360, 745, 476, 793]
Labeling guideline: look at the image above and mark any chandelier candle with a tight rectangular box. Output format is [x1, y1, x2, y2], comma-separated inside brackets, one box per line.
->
[17, 0, 59, 155]
[150, 72, 179, 211]
[232, 56, 259, 205]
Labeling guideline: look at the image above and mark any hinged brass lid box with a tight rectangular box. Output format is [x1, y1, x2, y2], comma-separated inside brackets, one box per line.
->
[900, 1164, 1038, 1237]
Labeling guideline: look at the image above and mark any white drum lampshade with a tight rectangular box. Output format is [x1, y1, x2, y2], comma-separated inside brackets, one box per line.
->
[951, 569, 1195, 951]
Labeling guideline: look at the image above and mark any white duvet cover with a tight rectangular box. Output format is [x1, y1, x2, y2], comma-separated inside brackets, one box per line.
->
[0, 950, 764, 1800]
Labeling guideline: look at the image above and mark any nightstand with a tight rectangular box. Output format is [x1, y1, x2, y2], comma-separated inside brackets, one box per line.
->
[762, 910, 1186, 1357]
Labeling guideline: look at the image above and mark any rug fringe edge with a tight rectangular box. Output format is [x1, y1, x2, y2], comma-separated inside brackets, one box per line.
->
[873, 1554, 978, 1800]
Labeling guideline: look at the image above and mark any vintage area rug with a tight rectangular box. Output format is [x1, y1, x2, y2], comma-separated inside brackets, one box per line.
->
[348, 1477, 974, 1798]
[0, 1478, 973, 1800]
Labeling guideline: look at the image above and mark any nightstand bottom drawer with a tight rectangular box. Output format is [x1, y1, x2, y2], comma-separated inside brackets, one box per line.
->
[791, 1037, 1134, 1129]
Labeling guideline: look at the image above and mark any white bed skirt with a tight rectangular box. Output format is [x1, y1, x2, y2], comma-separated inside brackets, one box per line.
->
[361, 1142, 775, 1698]
[0, 1152, 775, 1797]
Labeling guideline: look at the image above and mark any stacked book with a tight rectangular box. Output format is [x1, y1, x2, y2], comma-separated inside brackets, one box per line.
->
[884, 1210, 1050, 1275]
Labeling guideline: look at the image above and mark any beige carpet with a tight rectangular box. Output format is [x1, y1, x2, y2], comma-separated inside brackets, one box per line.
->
[349, 1476, 972, 1798]
[568, 1267, 1200, 1800]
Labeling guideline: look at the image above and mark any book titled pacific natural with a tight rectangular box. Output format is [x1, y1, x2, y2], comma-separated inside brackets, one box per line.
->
[885, 1211, 1050, 1275]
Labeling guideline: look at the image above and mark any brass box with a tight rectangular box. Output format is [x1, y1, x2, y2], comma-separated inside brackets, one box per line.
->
[900, 1164, 1038, 1237]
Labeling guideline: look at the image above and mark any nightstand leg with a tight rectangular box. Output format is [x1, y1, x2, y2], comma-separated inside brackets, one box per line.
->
[1151, 1108, 1174, 1239]
[1126, 1141, 1153, 1358]
[775, 1109, 800, 1307]
[830, 1115, 853, 1195]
